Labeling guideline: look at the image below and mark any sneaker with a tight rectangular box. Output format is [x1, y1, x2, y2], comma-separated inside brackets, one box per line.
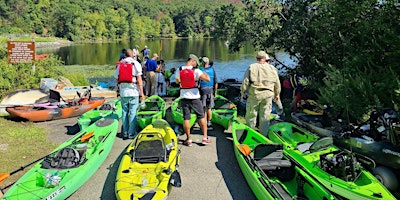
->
[207, 121, 212, 127]
[202, 138, 212, 145]
[183, 139, 192, 147]
[122, 132, 128, 140]
[127, 134, 136, 139]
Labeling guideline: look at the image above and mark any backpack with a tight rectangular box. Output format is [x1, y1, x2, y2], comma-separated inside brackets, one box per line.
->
[179, 66, 196, 89]
[117, 62, 136, 83]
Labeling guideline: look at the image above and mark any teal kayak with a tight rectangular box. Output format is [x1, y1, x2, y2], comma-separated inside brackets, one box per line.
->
[171, 97, 196, 128]
[211, 95, 237, 130]
[268, 122, 396, 200]
[136, 95, 166, 129]
[231, 120, 338, 200]
[1, 114, 119, 200]
[77, 99, 122, 130]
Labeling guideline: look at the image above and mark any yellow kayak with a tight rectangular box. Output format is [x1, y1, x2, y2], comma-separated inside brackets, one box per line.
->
[115, 119, 181, 200]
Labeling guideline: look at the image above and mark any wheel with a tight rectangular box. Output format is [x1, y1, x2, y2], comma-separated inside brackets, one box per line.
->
[373, 166, 398, 191]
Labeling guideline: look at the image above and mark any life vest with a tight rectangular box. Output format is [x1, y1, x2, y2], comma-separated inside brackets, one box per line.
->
[200, 67, 215, 87]
[117, 62, 136, 83]
[289, 74, 299, 88]
[179, 66, 197, 89]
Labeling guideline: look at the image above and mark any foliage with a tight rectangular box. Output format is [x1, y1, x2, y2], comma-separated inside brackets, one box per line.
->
[230, 0, 400, 122]
[0, 0, 243, 40]
[0, 51, 63, 98]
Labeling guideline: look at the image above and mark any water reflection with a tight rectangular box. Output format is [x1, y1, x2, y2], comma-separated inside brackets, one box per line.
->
[38, 39, 296, 82]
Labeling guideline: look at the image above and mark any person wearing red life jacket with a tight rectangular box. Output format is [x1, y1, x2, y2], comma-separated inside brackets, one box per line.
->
[114, 49, 145, 139]
[175, 54, 211, 146]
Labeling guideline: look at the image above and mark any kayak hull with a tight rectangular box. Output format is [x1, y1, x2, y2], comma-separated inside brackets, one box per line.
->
[115, 119, 180, 200]
[211, 95, 237, 130]
[136, 95, 166, 129]
[231, 121, 337, 200]
[268, 122, 396, 200]
[77, 99, 122, 130]
[2, 115, 119, 200]
[6, 97, 105, 122]
[167, 87, 180, 97]
[171, 97, 196, 128]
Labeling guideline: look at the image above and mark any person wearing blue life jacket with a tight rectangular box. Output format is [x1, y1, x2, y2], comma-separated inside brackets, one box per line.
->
[200, 57, 218, 130]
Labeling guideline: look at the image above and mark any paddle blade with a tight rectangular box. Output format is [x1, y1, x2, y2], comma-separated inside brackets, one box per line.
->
[236, 144, 251, 156]
[170, 170, 182, 187]
[0, 173, 10, 185]
[81, 131, 94, 142]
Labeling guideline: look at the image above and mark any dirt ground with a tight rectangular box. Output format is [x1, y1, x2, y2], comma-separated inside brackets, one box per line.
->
[29, 98, 256, 200]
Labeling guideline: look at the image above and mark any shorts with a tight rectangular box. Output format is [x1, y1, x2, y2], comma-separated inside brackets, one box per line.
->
[180, 98, 205, 120]
[200, 87, 214, 109]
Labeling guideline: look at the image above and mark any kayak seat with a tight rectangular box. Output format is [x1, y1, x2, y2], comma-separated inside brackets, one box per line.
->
[254, 144, 291, 170]
[132, 139, 166, 163]
[296, 142, 314, 153]
[41, 147, 81, 169]
[138, 113, 155, 117]
[297, 137, 333, 153]
[141, 102, 160, 111]
[99, 103, 115, 110]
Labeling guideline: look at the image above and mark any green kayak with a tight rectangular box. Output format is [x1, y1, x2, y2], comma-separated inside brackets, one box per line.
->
[136, 95, 166, 129]
[167, 86, 180, 97]
[268, 122, 396, 200]
[77, 99, 122, 130]
[231, 121, 337, 200]
[216, 86, 227, 97]
[171, 97, 196, 128]
[211, 95, 237, 130]
[1, 115, 119, 200]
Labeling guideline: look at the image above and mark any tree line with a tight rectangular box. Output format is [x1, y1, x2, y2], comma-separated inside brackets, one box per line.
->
[1, 0, 399, 122]
[0, 0, 241, 40]
[224, 0, 400, 122]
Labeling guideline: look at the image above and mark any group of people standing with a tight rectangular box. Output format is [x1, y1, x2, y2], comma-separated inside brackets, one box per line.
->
[114, 46, 219, 142]
[114, 47, 289, 144]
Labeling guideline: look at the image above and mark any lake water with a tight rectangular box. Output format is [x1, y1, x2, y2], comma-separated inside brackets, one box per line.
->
[38, 39, 296, 82]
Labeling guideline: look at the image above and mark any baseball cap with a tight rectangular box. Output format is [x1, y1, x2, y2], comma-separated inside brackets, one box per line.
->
[202, 57, 209, 64]
[256, 51, 271, 60]
[153, 53, 159, 58]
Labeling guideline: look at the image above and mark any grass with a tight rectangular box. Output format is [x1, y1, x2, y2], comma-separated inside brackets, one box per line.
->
[0, 36, 67, 43]
[60, 65, 116, 85]
[0, 118, 57, 189]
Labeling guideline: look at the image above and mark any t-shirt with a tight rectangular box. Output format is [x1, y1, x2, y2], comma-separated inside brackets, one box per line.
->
[175, 66, 203, 99]
[145, 59, 158, 72]
[114, 57, 142, 97]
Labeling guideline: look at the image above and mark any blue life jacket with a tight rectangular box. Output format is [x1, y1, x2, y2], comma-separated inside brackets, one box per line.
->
[200, 66, 215, 88]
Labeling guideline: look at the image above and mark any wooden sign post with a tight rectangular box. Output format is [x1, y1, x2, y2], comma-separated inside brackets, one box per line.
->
[7, 41, 35, 64]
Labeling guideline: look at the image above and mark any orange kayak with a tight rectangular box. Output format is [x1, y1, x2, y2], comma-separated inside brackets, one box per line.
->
[6, 97, 105, 122]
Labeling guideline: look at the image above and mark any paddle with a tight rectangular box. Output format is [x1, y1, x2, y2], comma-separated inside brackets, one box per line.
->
[165, 140, 182, 187]
[0, 154, 48, 185]
[235, 144, 293, 200]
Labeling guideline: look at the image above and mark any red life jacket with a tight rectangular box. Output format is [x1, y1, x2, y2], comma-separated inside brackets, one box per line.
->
[117, 62, 136, 83]
[179, 66, 197, 89]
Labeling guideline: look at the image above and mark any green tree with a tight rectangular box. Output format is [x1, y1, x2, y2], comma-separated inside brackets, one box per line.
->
[231, 0, 400, 121]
